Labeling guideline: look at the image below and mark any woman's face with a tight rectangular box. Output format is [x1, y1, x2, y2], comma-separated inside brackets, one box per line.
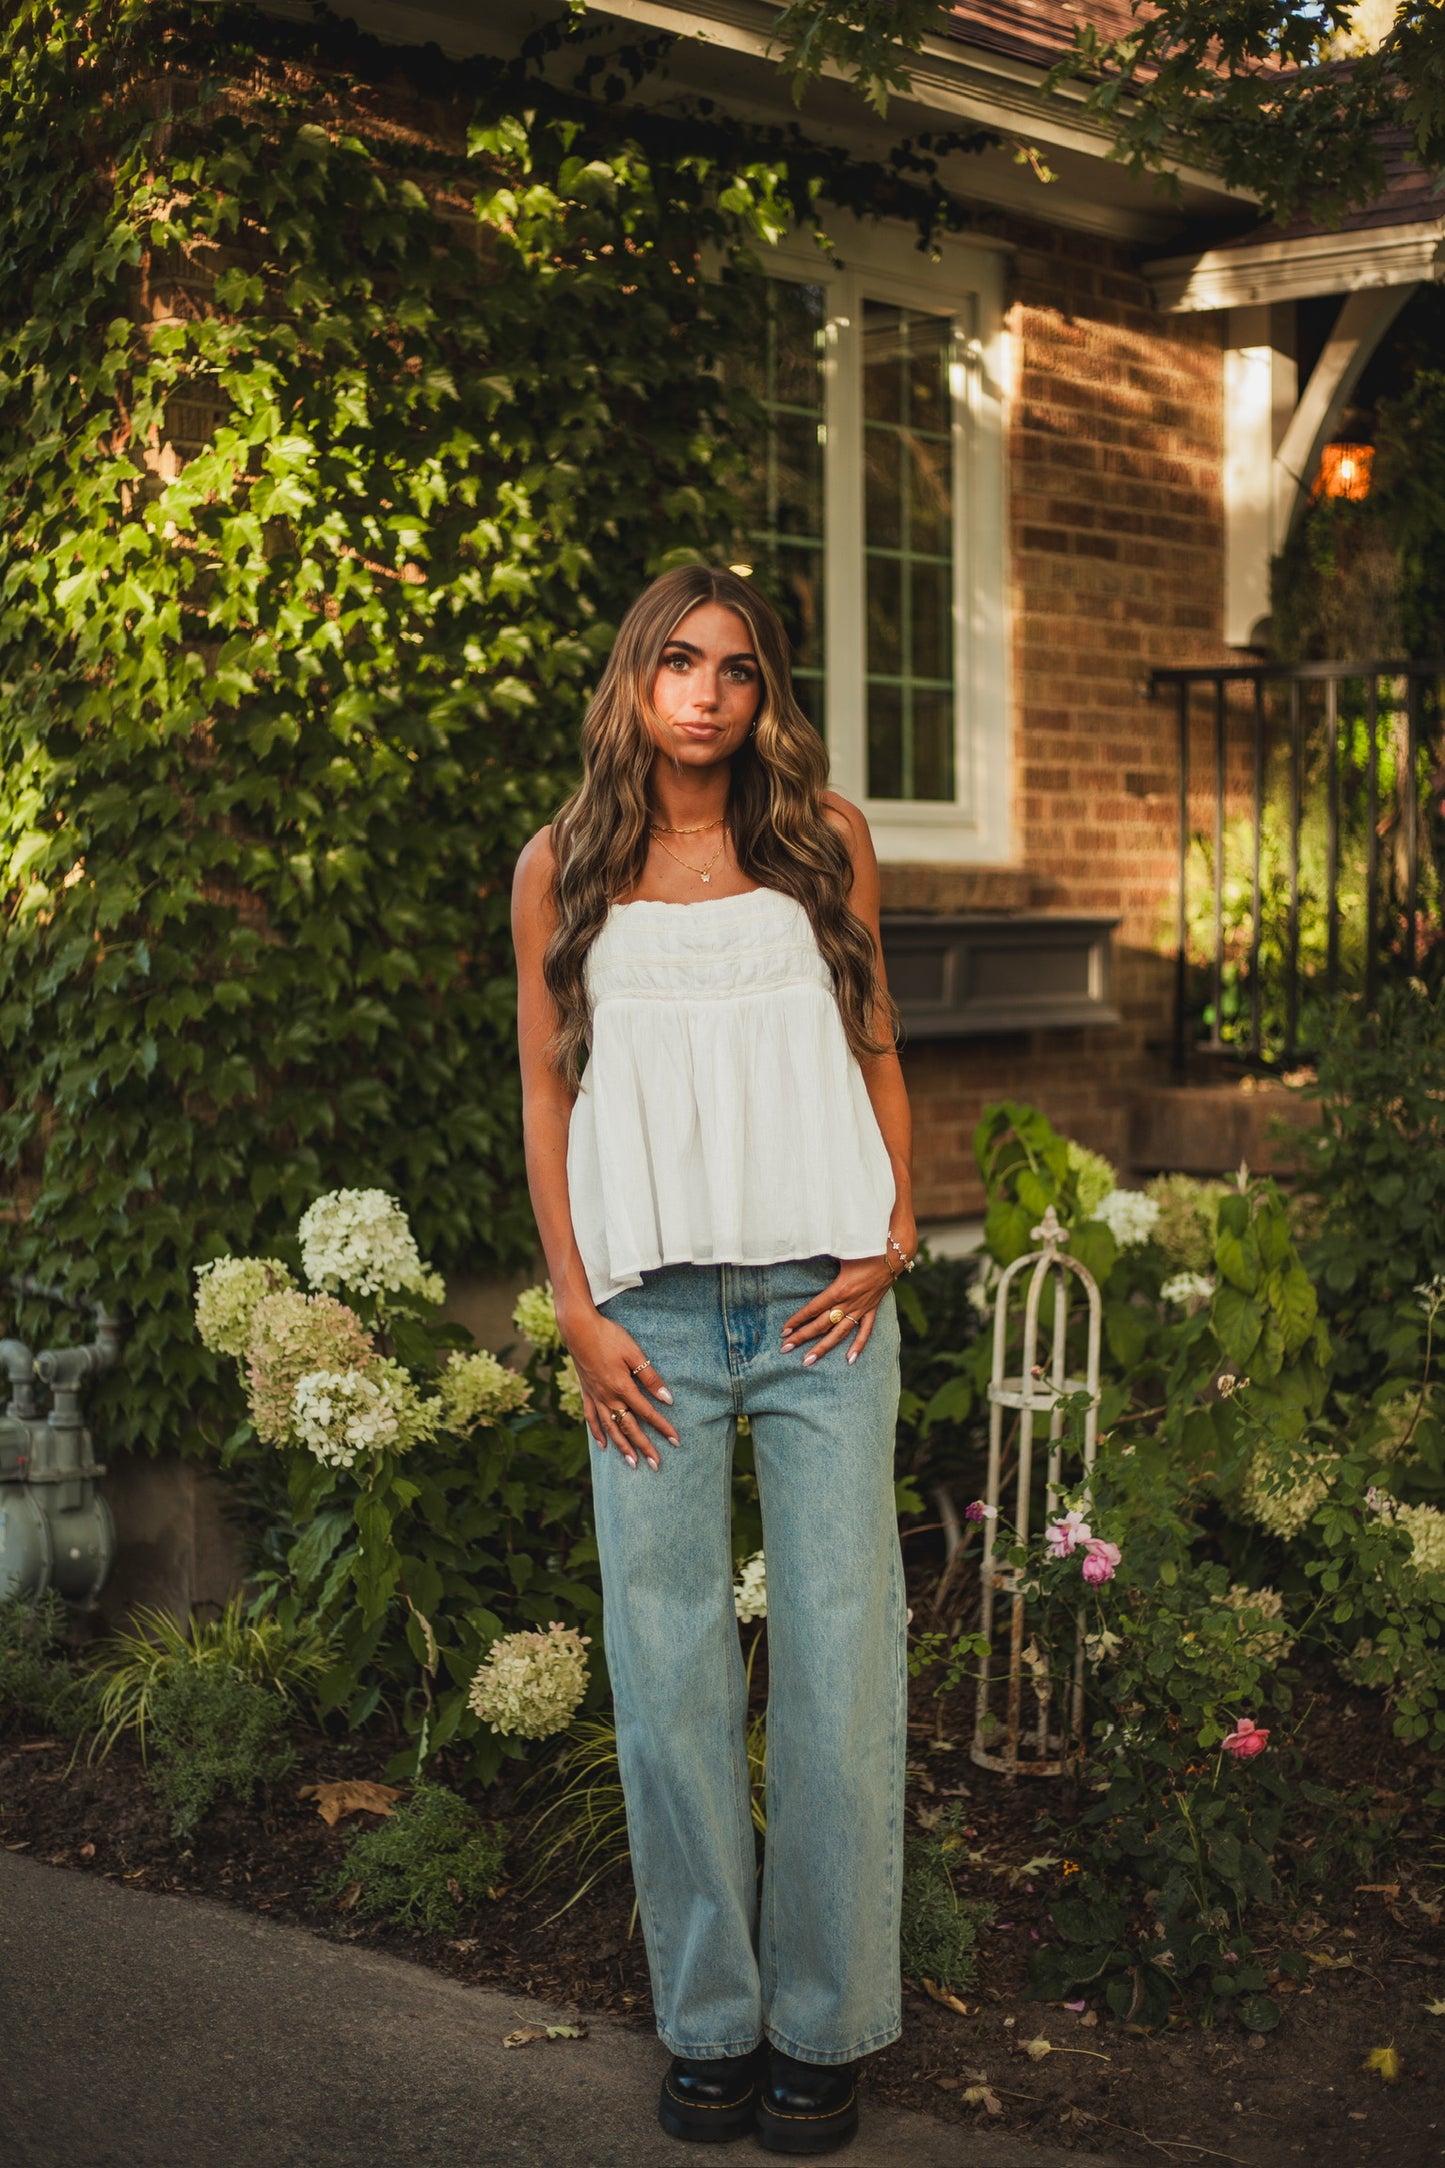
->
[646, 602, 762, 768]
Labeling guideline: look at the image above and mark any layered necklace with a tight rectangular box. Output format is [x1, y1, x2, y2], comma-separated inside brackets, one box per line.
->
[650, 814, 728, 885]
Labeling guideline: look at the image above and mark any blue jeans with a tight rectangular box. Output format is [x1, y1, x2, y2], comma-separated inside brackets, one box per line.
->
[591, 1258, 906, 2066]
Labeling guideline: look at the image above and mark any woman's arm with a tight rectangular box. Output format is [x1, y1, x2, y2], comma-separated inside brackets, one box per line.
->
[827, 791, 917, 1266]
[779, 793, 917, 1367]
[512, 832, 677, 1467]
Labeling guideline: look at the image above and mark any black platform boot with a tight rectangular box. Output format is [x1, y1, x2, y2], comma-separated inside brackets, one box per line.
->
[657, 2047, 763, 2143]
[755, 2049, 860, 2154]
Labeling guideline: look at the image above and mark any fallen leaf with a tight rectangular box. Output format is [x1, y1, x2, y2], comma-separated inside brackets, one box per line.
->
[962, 2084, 1003, 2116]
[1423, 1998, 1445, 2017]
[1304, 1949, 1354, 1970]
[502, 2023, 588, 2049]
[446, 1876, 463, 1904]
[1079, 2010, 1099, 2028]
[299, 1780, 401, 1829]
[1024, 2037, 1053, 2060]
[1362, 2045, 1401, 2083]
[334, 1880, 362, 1914]
[921, 1978, 971, 2016]
[933, 2075, 962, 2092]
[78, 1842, 95, 1859]
[1355, 1883, 1400, 1898]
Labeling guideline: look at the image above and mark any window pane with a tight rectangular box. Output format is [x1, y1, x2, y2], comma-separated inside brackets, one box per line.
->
[866, 553, 902, 678]
[862, 301, 957, 803]
[911, 691, 955, 802]
[726, 279, 827, 730]
[867, 682, 904, 801]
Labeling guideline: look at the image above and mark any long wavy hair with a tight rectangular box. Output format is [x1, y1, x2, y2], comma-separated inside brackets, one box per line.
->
[543, 564, 895, 1086]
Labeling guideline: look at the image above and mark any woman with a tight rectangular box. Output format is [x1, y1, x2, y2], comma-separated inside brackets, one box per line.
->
[512, 564, 917, 2155]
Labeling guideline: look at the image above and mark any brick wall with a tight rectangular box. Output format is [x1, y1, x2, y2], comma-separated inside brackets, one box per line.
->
[884, 218, 1234, 1221]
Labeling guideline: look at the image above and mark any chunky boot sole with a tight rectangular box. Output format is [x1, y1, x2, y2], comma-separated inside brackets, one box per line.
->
[657, 2071, 759, 2144]
[755, 2086, 859, 2155]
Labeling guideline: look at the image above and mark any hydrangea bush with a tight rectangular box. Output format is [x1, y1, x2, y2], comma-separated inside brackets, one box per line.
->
[195, 1193, 601, 1781]
[914, 1096, 1445, 2030]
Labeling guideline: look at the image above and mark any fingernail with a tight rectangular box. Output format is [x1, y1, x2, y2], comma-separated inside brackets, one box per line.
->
[803, 1353, 816, 1367]
[848, 1350, 858, 1364]
[647, 1457, 659, 1473]
[625, 1455, 637, 1469]
[657, 1388, 673, 1405]
[781, 1340, 795, 1352]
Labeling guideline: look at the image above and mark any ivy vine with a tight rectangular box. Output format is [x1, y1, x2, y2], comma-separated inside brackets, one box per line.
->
[0, 2, 990, 1458]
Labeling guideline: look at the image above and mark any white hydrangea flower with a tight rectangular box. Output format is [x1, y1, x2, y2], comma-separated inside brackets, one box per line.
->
[467, 1622, 591, 1739]
[1066, 1139, 1118, 1219]
[1161, 1270, 1216, 1308]
[291, 1358, 438, 1469]
[292, 1368, 401, 1470]
[1375, 1498, 1445, 1577]
[733, 1550, 767, 1622]
[438, 1349, 531, 1433]
[298, 1188, 444, 1304]
[1241, 1452, 1331, 1538]
[1223, 1582, 1293, 1661]
[556, 1354, 585, 1422]
[1090, 1189, 1161, 1251]
[194, 1256, 295, 1357]
[512, 1282, 562, 1352]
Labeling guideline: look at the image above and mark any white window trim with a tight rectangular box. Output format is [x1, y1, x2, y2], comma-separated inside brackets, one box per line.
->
[759, 215, 1012, 866]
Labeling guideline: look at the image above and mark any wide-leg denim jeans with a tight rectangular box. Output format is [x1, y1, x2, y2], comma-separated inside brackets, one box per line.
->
[590, 1257, 906, 2066]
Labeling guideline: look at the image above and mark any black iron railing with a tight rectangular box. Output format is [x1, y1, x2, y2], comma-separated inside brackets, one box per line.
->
[1151, 659, 1445, 1075]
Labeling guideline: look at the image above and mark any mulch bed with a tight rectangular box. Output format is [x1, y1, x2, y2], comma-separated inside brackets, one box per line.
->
[3, 1564, 1443, 2167]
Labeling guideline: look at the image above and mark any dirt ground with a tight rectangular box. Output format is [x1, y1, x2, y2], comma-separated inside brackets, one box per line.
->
[3, 1583, 1442, 2168]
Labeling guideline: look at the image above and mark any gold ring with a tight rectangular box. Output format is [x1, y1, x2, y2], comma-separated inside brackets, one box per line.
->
[828, 1305, 846, 1325]
[629, 1358, 650, 1376]
[844, 1313, 859, 1326]
[611, 1407, 628, 1424]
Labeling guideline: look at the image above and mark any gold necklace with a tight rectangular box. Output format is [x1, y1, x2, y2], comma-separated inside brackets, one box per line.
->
[651, 815, 725, 837]
[650, 825, 729, 884]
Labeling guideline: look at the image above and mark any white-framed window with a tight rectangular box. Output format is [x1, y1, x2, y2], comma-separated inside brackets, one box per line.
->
[732, 218, 1011, 865]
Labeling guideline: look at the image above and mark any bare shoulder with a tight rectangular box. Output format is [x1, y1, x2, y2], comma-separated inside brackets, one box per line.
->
[511, 826, 559, 951]
[821, 791, 878, 870]
[513, 825, 557, 906]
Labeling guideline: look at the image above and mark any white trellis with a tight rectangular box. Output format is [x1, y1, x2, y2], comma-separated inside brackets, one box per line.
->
[972, 1207, 1102, 1778]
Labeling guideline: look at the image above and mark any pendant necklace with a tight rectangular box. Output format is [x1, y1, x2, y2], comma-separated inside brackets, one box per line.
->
[650, 824, 729, 884]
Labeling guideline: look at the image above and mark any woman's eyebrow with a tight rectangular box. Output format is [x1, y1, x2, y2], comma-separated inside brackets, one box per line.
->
[662, 639, 759, 664]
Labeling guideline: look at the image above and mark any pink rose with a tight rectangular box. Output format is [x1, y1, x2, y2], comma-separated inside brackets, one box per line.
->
[1079, 1538, 1121, 1585]
[1221, 1717, 1270, 1759]
[1046, 1509, 1093, 1559]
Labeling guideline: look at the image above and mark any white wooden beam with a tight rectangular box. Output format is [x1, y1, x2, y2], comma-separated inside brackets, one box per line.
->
[1272, 284, 1417, 540]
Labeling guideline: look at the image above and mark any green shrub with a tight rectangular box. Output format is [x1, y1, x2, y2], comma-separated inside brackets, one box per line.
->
[325, 1781, 506, 1933]
[900, 1812, 995, 1995]
[90, 1594, 336, 1758]
[0, 1591, 96, 1738]
[148, 1665, 297, 1843]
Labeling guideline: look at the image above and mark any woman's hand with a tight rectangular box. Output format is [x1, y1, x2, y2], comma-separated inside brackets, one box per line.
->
[781, 1254, 900, 1368]
[559, 1302, 678, 1470]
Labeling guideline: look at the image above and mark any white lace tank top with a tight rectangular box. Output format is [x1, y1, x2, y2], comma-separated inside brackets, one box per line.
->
[566, 888, 896, 1306]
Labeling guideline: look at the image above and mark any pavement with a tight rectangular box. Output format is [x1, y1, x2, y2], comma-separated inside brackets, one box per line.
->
[0, 1849, 1131, 2168]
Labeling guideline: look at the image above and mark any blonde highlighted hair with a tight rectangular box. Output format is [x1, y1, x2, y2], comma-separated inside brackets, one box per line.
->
[543, 565, 894, 1085]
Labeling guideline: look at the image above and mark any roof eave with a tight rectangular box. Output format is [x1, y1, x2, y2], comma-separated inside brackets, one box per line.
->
[1148, 219, 1445, 311]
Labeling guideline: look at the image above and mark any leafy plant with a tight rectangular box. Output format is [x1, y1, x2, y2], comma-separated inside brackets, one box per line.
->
[1298, 984, 1445, 1411]
[0, 1591, 96, 1738]
[90, 1593, 337, 1759]
[900, 1807, 996, 1995]
[323, 1780, 506, 1933]
[148, 1664, 297, 1843]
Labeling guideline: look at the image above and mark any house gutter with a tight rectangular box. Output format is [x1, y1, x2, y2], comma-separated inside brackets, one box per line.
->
[582, 0, 1255, 203]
